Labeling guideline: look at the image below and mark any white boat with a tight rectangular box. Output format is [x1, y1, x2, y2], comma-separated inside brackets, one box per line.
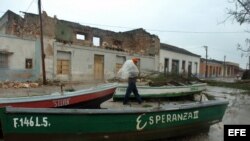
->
[113, 82, 206, 100]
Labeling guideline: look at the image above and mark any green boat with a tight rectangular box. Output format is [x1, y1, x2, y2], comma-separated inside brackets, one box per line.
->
[0, 99, 228, 141]
[113, 82, 207, 100]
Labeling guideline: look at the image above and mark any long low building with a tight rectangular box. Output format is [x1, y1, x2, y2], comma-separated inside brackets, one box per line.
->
[200, 58, 240, 78]
[159, 43, 201, 77]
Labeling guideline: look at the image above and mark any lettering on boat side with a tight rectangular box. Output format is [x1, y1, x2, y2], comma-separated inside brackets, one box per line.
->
[136, 110, 199, 131]
[12, 117, 51, 128]
[53, 98, 70, 107]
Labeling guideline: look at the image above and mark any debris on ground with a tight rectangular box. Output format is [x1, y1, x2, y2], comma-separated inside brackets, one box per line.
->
[0, 81, 40, 89]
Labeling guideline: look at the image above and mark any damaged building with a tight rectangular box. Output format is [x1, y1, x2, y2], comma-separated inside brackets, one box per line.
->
[0, 10, 160, 82]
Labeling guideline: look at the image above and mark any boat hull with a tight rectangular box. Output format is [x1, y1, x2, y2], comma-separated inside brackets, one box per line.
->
[113, 83, 207, 100]
[3, 123, 210, 141]
[0, 100, 228, 141]
[0, 83, 117, 108]
[60, 90, 114, 108]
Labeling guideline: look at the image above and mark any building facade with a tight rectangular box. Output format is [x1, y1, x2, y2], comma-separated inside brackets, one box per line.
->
[159, 43, 201, 77]
[0, 10, 160, 82]
[0, 34, 40, 81]
[1, 10, 241, 81]
[200, 58, 239, 78]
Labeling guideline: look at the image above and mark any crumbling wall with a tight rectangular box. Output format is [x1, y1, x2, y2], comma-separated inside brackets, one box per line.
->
[5, 11, 24, 37]
[122, 29, 160, 56]
[3, 10, 160, 56]
[22, 11, 56, 38]
[4, 11, 55, 39]
[48, 16, 160, 56]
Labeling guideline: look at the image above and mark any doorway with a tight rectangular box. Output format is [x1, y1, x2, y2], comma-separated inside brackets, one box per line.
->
[94, 54, 104, 80]
[164, 58, 169, 75]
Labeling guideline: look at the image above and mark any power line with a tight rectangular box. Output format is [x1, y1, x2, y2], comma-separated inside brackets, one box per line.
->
[0, 8, 246, 34]
[25, 0, 36, 13]
[148, 29, 245, 34]
[79, 22, 247, 34]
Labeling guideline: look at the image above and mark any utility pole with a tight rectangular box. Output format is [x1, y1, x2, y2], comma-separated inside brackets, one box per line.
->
[224, 55, 226, 77]
[249, 56, 250, 70]
[38, 0, 46, 85]
[203, 46, 208, 78]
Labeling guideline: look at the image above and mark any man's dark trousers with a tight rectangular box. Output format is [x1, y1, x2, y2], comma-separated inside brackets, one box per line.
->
[123, 77, 142, 104]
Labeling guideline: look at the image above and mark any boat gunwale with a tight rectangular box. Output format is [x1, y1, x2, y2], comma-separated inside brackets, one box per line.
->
[3, 100, 229, 115]
[113, 91, 204, 98]
[0, 83, 117, 104]
[117, 83, 207, 89]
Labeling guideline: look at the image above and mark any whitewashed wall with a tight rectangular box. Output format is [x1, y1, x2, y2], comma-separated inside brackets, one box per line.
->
[0, 34, 40, 81]
[159, 49, 200, 75]
[49, 42, 158, 81]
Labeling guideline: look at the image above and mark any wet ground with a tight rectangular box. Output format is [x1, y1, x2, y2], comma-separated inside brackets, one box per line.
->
[166, 86, 250, 141]
[1, 83, 249, 141]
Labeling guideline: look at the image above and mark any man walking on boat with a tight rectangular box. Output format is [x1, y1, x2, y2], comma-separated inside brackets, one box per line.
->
[117, 58, 142, 105]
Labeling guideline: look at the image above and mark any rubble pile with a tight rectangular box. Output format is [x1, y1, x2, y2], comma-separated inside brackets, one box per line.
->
[0, 81, 39, 89]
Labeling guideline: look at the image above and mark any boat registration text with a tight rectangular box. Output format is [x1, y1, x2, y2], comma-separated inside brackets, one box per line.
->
[13, 116, 51, 128]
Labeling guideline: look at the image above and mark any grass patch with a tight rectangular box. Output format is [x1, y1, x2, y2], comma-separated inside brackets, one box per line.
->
[148, 73, 186, 82]
[205, 80, 250, 93]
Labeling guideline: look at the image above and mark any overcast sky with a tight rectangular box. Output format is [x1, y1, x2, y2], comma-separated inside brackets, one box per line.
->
[1, 0, 249, 69]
